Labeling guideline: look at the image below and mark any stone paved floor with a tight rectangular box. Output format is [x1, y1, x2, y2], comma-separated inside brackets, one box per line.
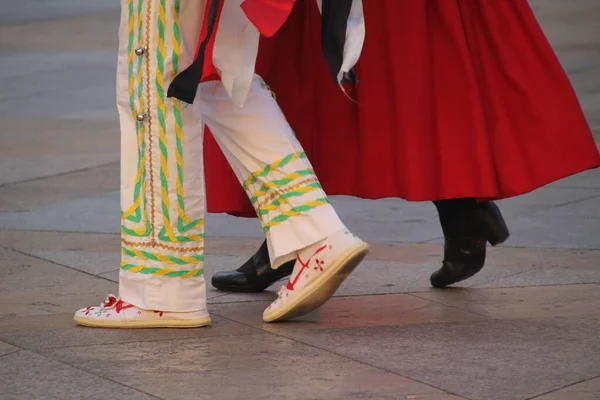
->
[0, 1, 599, 399]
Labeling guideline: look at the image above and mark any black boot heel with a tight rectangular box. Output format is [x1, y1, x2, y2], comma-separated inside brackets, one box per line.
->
[429, 199, 509, 288]
[474, 201, 510, 246]
[429, 236, 487, 288]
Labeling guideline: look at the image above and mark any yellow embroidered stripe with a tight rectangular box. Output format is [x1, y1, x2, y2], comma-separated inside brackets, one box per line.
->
[263, 198, 330, 233]
[243, 152, 307, 190]
[122, 247, 204, 265]
[121, 262, 203, 277]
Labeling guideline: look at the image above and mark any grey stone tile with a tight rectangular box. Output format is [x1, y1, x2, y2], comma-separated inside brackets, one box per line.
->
[0, 191, 120, 233]
[0, 341, 19, 357]
[0, 54, 115, 101]
[533, 195, 600, 218]
[0, 162, 119, 213]
[414, 284, 600, 320]
[275, 317, 600, 400]
[0, 0, 119, 26]
[335, 260, 434, 296]
[535, 377, 600, 400]
[494, 187, 600, 217]
[117, 362, 446, 400]
[365, 396, 467, 400]
[208, 290, 276, 304]
[0, 194, 444, 242]
[582, 106, 600, 129]
[0, 248, 116, 318]
[0, 230, 118, 253]
[0, 12, 120, 55]
[208, 244, 600, 301]
[0, 313, 257, 350]
[464, 247, 600, 288]
[206, 257, 532, 304]
[0, 119, 118, 157]
[28, 250, 120, 276]
[0, 350, 158, 400]
[7, 185, 599, 251]
[211, 293, 487, 332]
[471, 265, 600, 289]
[534, 5, 600, 50]
[0, 154, 118, 186]
[0, 84, 117, 120]
[0, 117, 118, 186]
[206, 257, 435, 302]
[97, 269, 119, 282]
[43, 333, 347, 377]
[329, 197, 442, 241]
[546, 166, 600, 189]
[0, 191, 265, 236]
[504, 215, 600, 249]
[556, 50, 600, 74]
[0, 52, 114, 80]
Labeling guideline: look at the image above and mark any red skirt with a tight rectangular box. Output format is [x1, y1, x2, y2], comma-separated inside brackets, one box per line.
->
[204, 0, 600, 217]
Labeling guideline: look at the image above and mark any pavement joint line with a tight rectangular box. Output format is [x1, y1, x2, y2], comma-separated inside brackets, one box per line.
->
[416, 235, 444, 244]
[212, 312, 464, 398]
[2, 230, 599, 249]
[0, 349, 24, 359]
[412, 281, 600, 293]
[8, 247, 118, 284]
[4, 232, 600, 252]
[527, 373, 600, 399]
[545, 185, 600, 190]
[463, 267, 539, 289]
[565, 63, 600, 74]
[205, 292, 232, 301]
[409, 285, 600, 320]
[405, 292, 493, 320]
[0, 333, 27, 350]
[529, 192, 600, 215]
[18, 329, 268, 351]
[420, 236, 445, 244]
[34, 348, 165, 400]
[0, 161, 119, 189]
[417, 237, 600, 251]
[206, 281, 600, 306]
[86, 360, 354, 376]
[0, 335, 163, 399]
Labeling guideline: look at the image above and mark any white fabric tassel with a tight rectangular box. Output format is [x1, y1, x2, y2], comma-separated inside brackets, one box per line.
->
[337, 0, 364, 84]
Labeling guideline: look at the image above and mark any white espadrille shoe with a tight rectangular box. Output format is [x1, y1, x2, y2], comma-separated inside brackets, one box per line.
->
[74, 295, 211, 328]
[263, 229, 368, 323]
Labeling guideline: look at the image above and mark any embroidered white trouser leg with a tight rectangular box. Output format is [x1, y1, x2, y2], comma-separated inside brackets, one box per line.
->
[118, 0, 343, 312]
[200, 77, 345, 270]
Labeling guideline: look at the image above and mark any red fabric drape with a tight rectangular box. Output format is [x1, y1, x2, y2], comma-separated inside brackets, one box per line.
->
[241, 0, 298, 37]
[204, 0, 600, 217]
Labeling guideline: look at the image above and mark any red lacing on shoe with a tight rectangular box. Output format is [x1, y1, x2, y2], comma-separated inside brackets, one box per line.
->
[285, 244, 328, 291]
[101, 295, 135, 314]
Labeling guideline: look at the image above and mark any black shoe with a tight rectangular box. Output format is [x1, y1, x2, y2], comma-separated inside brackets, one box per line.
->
[430, 200, 509, 288]
[211, 240, 294, 292]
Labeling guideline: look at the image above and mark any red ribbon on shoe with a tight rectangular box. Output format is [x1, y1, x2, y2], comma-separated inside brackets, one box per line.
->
[240, 0, 298, 37]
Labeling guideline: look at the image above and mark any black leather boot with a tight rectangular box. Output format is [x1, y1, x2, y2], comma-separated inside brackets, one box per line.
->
[211, 240, 294, 292]
[429, 199, 509, 288]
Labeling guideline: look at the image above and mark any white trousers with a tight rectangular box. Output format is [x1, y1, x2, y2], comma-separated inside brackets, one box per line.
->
[118, 0, 344, 312]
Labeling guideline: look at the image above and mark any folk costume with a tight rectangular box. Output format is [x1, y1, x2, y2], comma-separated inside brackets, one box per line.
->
[74, 0, 369, 328]
[208, 0, 600, 292]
